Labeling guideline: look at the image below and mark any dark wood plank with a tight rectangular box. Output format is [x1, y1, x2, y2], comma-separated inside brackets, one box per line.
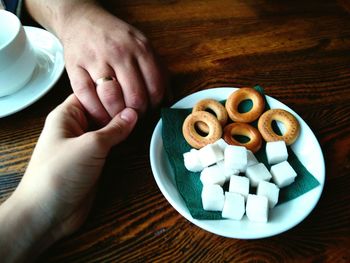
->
[0, 0, 349, 262]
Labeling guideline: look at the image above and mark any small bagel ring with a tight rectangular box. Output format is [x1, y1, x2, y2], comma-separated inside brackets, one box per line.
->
[225, 87, 265, 123]
[223, 123, 263, 153]
[258, 108, 300, 145]
[182, 111, 223, 149]
[192, 99, 228, 133]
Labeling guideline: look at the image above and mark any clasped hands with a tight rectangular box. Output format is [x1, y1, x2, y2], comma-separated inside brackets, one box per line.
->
[0, 3, 166, 261]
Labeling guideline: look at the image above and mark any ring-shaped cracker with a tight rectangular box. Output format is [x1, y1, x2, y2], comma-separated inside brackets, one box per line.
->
[258, 108, 300, 145]
[182, 111, 223, 149]
[223, 123, 263, 153]
[192, 99, 228, 133]
[225, 87, 265, 123]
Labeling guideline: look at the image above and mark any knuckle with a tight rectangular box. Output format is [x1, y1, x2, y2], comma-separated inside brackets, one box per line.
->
[110, 120, 126, 135]
[45, 109, 58, 125]
[135, 37, 152, 55]
[87, 132, 107, 149]
[46, 101, 67, 122]
[71, 78, 90, 94]
[107, 30, 151, 59]
[127, 92, 145, 110]
[149, 87, 164, 104]
[110, 43, 127, 57]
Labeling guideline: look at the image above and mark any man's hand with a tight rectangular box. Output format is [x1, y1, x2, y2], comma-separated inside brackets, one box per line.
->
[25, 0, 166, 125]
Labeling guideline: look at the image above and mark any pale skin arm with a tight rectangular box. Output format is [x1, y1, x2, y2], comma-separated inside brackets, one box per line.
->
[24, 0, 166, 125]
[0, 95, 138, 262]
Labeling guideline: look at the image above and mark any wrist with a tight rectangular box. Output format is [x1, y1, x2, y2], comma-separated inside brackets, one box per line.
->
[24, 0, 103, 40]
[54, 1, 106, 42]
[0, 189, 56, 261]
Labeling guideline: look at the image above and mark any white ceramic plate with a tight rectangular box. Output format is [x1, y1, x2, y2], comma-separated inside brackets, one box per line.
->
[150, 87, 325, 239]
[0, 26, 65, 118]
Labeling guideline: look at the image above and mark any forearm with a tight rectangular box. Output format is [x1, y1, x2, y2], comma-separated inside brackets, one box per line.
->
[0, 189, 54, 262]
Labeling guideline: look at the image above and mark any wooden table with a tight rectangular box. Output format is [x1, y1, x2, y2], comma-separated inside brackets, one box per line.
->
[1, 0, 350, 261]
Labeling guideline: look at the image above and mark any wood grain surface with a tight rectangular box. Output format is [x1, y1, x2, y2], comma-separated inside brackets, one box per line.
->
[1, 0, 350, 262]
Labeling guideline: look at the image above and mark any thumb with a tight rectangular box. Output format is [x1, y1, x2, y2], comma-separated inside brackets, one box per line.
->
[96, 108, 138, 148]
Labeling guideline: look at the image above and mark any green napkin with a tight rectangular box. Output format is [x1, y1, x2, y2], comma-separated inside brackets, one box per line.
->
[161, 86, 320, 219]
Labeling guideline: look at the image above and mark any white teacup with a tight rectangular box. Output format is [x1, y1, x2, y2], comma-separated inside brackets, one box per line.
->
[0, 10, 37, 97]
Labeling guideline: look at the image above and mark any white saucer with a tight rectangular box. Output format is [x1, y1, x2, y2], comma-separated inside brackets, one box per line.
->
[150, 88, 325, 239]
[0, 26, 65, 118]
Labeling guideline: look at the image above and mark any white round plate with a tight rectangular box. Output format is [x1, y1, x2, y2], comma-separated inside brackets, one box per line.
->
[0, 26, 65, 118]
[150, 87, 325, 239]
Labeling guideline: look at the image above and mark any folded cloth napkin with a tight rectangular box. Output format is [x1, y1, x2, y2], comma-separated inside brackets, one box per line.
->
[161, 86, 320, 220]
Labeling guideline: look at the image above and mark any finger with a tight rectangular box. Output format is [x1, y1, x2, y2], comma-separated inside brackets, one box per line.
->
[45, 94, 89, 138]
[114, 59, 148, 114]
[67, 66, 111, 125]
[97, 107, 138, 148]
[88, 64, 126, 118]
[95, 77, 125, 117]
[49, 94, 78, 117]
[59, 94, 89, 130]
[59, 93, 83, 112]
[137, 49, 166, 107]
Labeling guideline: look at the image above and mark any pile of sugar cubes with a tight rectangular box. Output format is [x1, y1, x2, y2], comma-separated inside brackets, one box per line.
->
[183, 139, 297, 222]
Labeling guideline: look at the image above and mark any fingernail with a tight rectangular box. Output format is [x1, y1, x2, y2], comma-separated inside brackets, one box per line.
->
[120, 108, 137, 122]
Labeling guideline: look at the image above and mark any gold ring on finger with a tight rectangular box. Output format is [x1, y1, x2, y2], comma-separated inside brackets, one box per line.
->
[95, 76, 117, 86]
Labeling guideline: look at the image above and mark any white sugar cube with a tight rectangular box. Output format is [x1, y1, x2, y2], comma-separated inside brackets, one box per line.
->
[217, 160, 239, 181]
[222, 192, 245, 220]
[245, 163, 272, 187]
[201, 184, 225, 211]
[246, 194, 269, 223]
[214, 138, 229, 152]
[229, 175, 250, 199]
[247, 150, 259, 166]
[257, 181, 280, 208]
[198, 143, 224, 167]
[266, 141, 288, 165]
[183, 149, 204, 172]
[200, 165, 226, 186]
[270, 160, 297, 188]
[224, 145, 247, 173]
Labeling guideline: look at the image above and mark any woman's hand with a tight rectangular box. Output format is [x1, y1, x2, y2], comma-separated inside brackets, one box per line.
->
[23, 94, 138, 237]
[0, 94, 138, 261]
